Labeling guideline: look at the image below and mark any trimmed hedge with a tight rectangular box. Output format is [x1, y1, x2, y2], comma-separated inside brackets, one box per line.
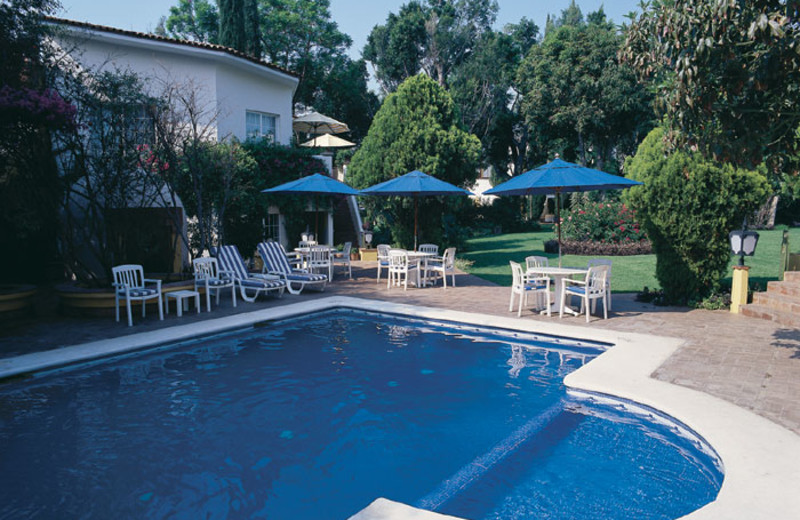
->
[545, 239, 652, 256]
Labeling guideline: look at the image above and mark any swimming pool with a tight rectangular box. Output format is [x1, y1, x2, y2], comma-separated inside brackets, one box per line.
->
[0, 309, 721, 519]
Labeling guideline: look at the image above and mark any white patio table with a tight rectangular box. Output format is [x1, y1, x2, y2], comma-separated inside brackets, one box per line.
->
[526, 266, 588, 315]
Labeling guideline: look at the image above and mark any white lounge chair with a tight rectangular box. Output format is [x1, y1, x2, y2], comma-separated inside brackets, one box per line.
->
[193, 257, 236, 311]
[112, 264, 163, 327]
[509, 261, 551, 317]
[214, 245, 285, 302]
[257, 241, 327, 295]
[331, 242, 353, 279]
[561, 264, 609, 322]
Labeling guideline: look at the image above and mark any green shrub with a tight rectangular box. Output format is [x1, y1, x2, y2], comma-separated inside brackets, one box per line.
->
[624, 127, 769, 304]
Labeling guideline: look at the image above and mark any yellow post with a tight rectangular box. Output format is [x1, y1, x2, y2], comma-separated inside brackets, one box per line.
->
[730, 265, 750, 313]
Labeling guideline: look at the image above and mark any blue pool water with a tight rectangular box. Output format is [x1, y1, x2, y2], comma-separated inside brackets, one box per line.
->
[0, 310, 722, 519]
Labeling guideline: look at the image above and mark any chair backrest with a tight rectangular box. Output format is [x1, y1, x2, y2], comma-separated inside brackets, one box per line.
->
[258, 241, 292, 274]
[215, 245, 249, 281]
[586, 265, 609, 293]
[587, 258, 612, 278]
[389, 249, 409, 269]
[308, 245, 331, 265]
[193, 257, 219, 280]
[418, 243, 439, 255]
[443, 247, 456, 268]
[112, 264, 145, 289]
[509, 261, 523, 288]
[299, 239, 317, 248]
[342, 242, 352, 256]
[526, 256, 549, 270]
[377, 244, 391, 260]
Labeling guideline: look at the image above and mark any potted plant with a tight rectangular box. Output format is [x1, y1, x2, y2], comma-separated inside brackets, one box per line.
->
[350, 246, 360, 261]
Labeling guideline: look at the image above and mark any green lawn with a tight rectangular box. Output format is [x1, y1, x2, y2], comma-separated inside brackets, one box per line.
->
[462, 225, 800, 293]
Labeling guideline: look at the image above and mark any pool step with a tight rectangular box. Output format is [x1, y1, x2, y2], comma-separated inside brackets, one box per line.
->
[742, 271, 800, 326]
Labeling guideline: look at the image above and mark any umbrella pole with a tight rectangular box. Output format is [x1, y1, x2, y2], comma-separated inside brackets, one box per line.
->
[314, 194, 319, 242]
[414, 197, 418, 251]
[556, 190, 562, 267]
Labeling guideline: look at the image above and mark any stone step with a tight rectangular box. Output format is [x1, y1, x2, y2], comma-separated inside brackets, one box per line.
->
[752, 291, 800, 314]
[782, 271, 800, 283]
[740, 304, 800, 328]
[766, 280, 800, 298]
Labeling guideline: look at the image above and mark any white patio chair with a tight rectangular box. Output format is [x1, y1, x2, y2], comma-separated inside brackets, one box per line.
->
[307, 245, 333, 281]
[425, 247, 457, 289]
[560, 264, 609, 322]
[525, 255, 549, 270]
[376, 244, 391, 284]
[418, 243, 439, 255]
[112, 264, 163, 327]
[586, 258, 613, 310]
[257, 241, 327, 295]
[509, 261, 551, 317]
[193, 257, 236, 311]
[331, 242, 352, 279]
[388, 249, 418, 290]
[215, 245, 286, 302]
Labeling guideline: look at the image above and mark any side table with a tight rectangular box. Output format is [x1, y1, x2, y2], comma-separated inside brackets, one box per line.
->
[165, 289, 201, 317]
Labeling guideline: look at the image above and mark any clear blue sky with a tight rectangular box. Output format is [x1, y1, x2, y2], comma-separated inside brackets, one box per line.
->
[56, 0, 641, 60]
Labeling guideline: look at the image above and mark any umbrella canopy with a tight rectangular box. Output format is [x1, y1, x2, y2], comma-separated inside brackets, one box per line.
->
[292, 111, 349, 135]
[261, 173, 359, 196]
[360, 170, 473, 250]
[484, 158, 643, 265]
[262, 173, 359, 240]
[300, 133, 356, 148]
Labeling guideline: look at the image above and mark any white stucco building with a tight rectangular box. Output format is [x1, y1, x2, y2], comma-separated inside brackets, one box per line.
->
[48, 18, 298, 144]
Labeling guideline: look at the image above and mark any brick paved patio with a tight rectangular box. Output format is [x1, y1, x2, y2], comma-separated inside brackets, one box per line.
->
[2, 261, 798, 435]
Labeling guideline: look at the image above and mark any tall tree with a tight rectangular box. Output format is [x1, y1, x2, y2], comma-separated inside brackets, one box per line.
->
[621, 0, 800, 171]
[159, 0, 219, 43]
[348, 74, 481, 247]
[517, 7, 653, 171]
[218, 0, 260, 57]
[364, 0, 498, 92]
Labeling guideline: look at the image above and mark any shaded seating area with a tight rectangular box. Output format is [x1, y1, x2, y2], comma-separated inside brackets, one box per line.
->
[193, 257, 236, 311]
[387, 249, 419, 290]
[214, 245, 286, 302]
[112, 264, 163, 327]
[257, 241, 327, 295]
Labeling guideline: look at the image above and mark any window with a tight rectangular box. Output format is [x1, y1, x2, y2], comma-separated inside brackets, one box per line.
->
[264, 213, 280, 242]
[246, 110, 277, 142]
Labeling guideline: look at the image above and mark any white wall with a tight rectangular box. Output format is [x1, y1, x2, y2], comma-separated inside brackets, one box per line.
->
[53, 25, 297, 143]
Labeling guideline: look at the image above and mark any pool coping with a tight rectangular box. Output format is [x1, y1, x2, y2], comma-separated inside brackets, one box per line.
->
[1, 296, 798, 519]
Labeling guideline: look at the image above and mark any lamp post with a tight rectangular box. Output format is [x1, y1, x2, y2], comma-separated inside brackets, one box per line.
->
[362, 230, 373, 249]
[729, 219, 759, 313]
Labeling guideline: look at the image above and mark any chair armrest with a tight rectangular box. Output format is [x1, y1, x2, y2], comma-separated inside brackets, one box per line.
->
[143, 278, 162, 291]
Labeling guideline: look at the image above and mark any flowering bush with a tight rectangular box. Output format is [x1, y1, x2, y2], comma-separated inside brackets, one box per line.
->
[0, 86, 77, 130]
[560, 201, 647, 244]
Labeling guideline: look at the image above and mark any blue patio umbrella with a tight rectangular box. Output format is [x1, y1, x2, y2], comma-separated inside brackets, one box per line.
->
[262, 173, 359, 240]
[360, 170, 473, 250]
[484, 158, 643, 265]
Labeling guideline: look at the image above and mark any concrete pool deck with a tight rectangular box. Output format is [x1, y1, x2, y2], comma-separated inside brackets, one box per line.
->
[1, 262, 799, 518]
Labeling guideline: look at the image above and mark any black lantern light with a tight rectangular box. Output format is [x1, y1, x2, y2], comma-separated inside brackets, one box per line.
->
[729, 219, 759, 266]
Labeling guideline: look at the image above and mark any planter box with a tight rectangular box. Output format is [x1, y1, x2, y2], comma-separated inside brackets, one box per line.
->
[57, 279, 199, 317]
[0, 284, 37, 317]
[359, 249, 378, 262]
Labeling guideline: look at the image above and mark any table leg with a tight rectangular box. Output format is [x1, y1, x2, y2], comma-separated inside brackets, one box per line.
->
[194, 292, 200, 313]
[176, 297, 183, 317]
